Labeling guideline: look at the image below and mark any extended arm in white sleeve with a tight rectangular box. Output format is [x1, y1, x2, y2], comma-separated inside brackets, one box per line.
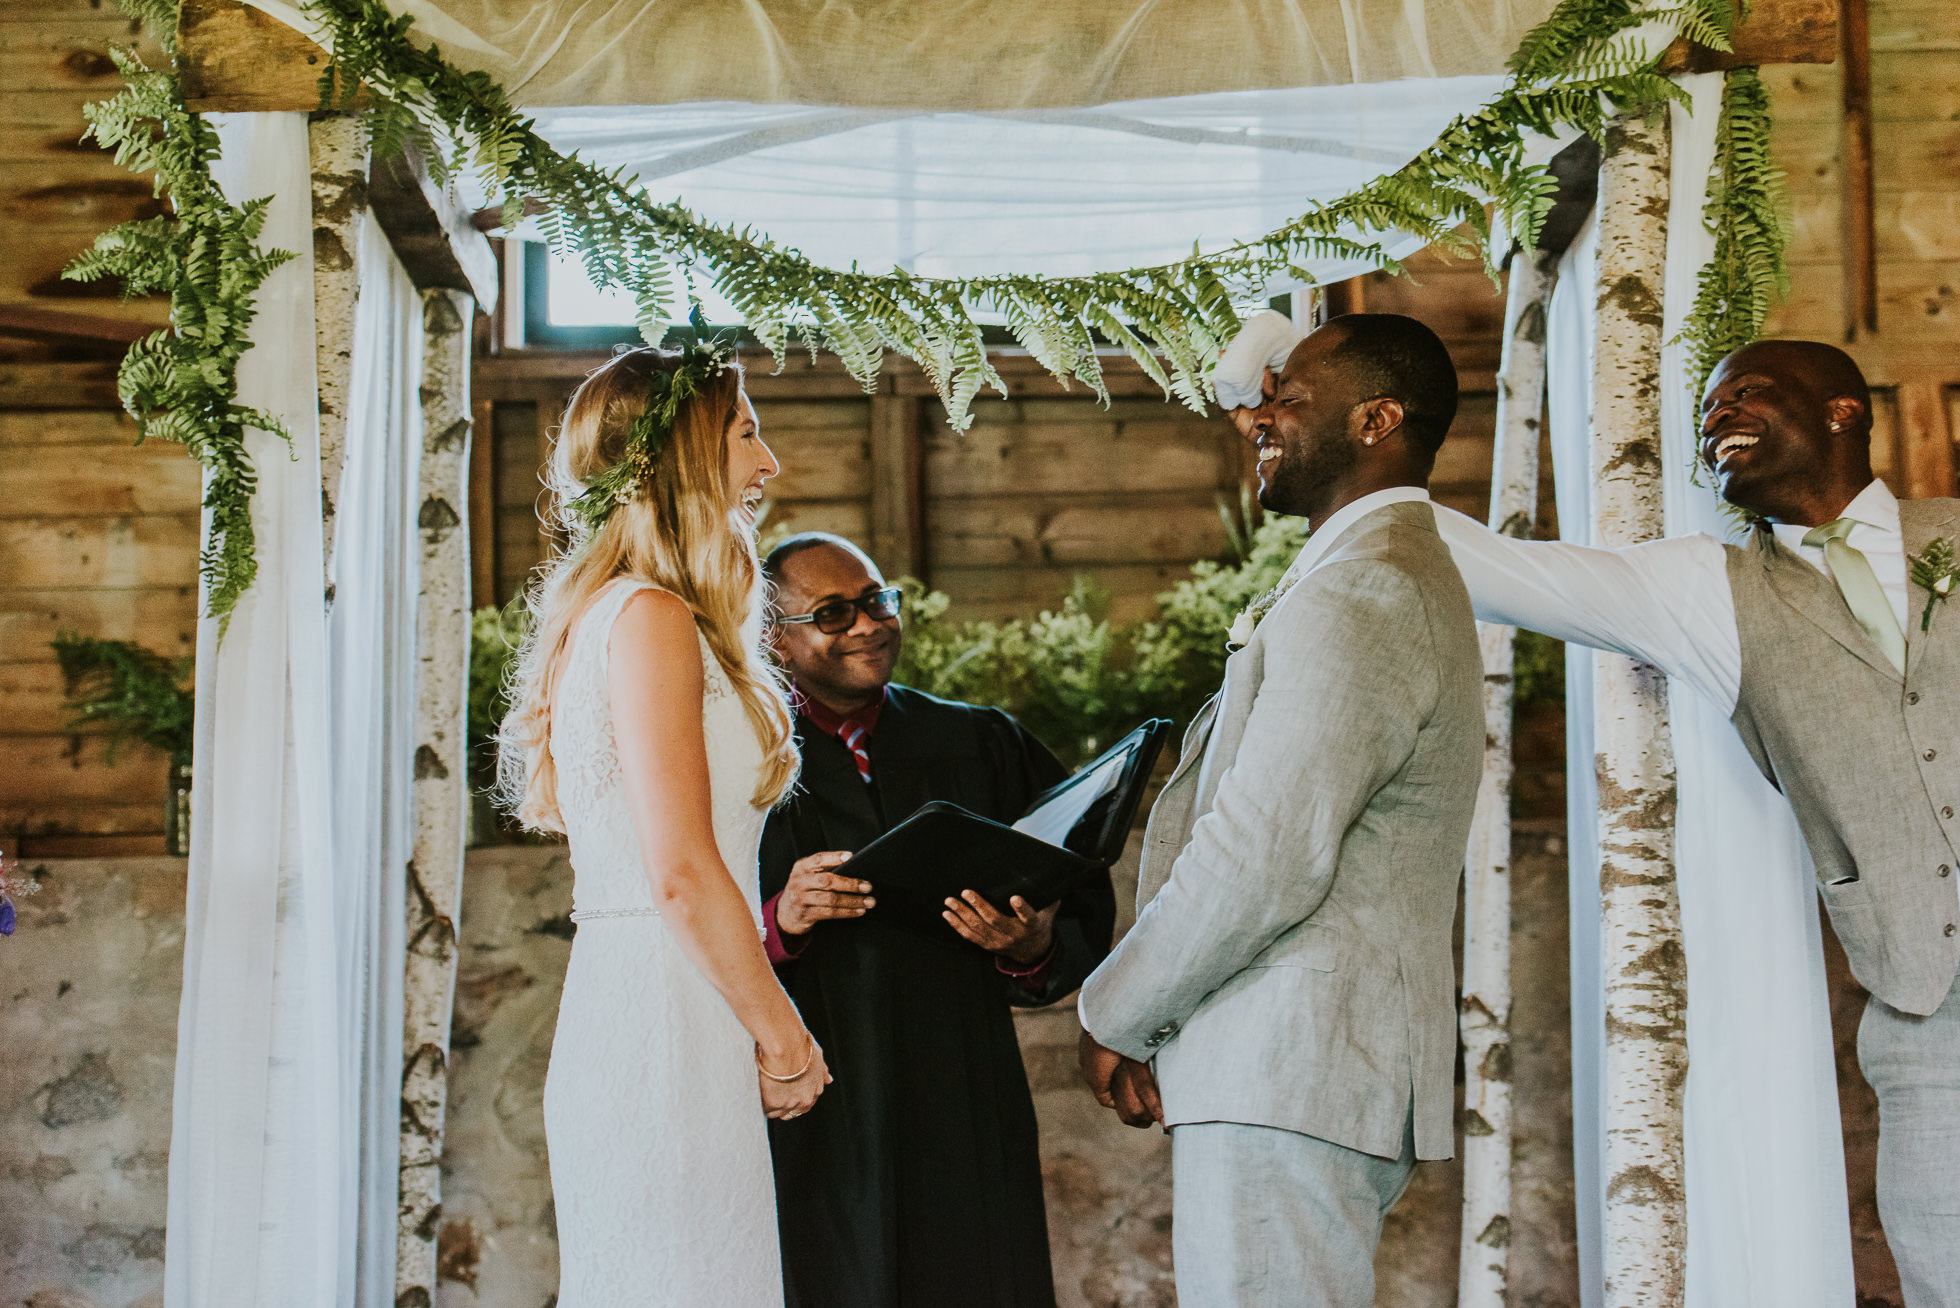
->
[1430, 504, 1744, 713]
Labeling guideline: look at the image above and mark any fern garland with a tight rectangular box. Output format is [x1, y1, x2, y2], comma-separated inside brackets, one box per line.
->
[1679, 66, 1791, 395]
[65, 15, 297, 627]
[301, 0, 1739, 428]
[73, 0, 1786, 625]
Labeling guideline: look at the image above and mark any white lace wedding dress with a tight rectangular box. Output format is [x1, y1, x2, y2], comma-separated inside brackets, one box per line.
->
[543, 578, 783, 1306]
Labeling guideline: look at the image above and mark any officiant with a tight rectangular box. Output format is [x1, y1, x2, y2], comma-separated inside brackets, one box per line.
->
[757, 532, 1116, 1308]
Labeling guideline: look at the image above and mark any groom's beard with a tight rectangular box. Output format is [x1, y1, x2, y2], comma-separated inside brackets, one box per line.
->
[1259, 427, 1355, 520]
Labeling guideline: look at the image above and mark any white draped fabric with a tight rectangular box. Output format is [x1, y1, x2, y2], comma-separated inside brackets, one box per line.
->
[168, 111, 343, 1308]
[168, 116, 424, 1307]
[1555, 74, 1856, 1308]
[525, 80, 1505, 280]
[327, 213, 425, 1308]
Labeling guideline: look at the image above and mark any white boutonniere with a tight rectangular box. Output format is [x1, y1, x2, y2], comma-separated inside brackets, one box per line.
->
[1226, 576, 1295, 651]
[1909, 537, 1958, 632]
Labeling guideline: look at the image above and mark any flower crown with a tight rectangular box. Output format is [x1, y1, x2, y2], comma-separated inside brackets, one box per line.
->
[566, 338, 739, 536]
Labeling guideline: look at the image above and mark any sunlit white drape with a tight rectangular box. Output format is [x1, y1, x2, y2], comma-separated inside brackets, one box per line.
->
[525, 79, 1505, 280]
[168, 116, 425, 1308]
[1556, 73, 1855, 1308]
[167, 111, 343, 1308]
[328, 211, 425, 1308]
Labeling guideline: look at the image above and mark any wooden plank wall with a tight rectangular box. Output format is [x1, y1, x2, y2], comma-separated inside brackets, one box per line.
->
[1, 2, 186, 858]
[473, 295, 1507, 630]
[1762, 0, 1960, 496]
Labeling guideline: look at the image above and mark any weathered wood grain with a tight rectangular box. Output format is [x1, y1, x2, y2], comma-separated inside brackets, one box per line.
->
[1764, 260, 1960, 341]
[1789, 191, 1960, 264]
[0, 514, 199, 589]
[765, 425, 874, 500]
[928, 497, 1224, 569]
[2, 732, 169, 803]
[925, 420, 1231, 498]
[0, 584, 195, 654]
[0, 440, 201, 516]
[0, 406, 136, 445]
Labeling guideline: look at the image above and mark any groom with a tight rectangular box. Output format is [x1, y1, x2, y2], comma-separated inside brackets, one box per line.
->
[1076, 313, 1484, 1307]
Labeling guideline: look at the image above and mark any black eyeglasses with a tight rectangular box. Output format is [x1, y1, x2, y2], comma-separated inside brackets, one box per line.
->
[773, 586, 903, 634]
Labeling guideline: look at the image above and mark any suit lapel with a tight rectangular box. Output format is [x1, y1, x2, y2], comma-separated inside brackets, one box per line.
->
[1754, 527, 1904, 683]
[1902, 498, 1960, 677]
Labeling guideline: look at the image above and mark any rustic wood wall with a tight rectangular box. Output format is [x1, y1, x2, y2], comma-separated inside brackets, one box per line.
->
[1762, 0, 1960, 499]
[473, 248, 1507, 624]
[1, 1, 185, 858]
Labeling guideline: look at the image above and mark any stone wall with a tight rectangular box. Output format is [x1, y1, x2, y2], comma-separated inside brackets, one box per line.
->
[3, 824, 1897, 1306]
[1, 858, 182, 1308]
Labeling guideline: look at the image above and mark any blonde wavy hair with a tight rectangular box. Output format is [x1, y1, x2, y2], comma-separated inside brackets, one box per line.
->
[497, 347, 798, 831]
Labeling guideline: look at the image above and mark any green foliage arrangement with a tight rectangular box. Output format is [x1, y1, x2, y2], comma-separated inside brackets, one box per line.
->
[65, 10, 298, 628]
[301, 0, 1759, 429]
[1679, 67, 1791, 396]
[50, 633, 195, 764]
[78, 0, 1788, 625]
[467, 601, 529, 780]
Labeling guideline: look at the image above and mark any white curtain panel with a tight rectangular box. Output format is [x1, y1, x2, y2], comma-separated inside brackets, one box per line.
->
[327, 212, 425, 1308]
[1544, 198, 1603, 1304]
[167, 111, 345, 1308]
[1557, 74, 1855, 1308]
[1658, 72, 1855, 1308]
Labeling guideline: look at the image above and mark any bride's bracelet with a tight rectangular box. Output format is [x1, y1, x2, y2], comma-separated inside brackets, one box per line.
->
[756, 1035, 816, 1083]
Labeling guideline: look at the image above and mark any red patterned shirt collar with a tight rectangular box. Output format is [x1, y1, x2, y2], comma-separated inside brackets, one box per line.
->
[793, 683, 886, 743]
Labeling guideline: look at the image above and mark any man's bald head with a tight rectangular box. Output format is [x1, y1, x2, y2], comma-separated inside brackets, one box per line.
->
[1713, 340, 1872, 427]
[1699, 339, 1877, 526]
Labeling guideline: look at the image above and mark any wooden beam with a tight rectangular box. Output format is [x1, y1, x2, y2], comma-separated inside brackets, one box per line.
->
[0, 305, 152, 347]
[868, 367, 927, 583]
[468, 395, 497, 609]
[1838, 0, 1878, 341]
[1657, 0, 1838, 72]
[369, 144, 500, 310]
[177, 0, 350, 113]
[1898, 375, 1957, 498]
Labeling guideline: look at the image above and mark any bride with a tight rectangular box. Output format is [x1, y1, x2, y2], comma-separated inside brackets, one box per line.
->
[498, 343, 827, 1305]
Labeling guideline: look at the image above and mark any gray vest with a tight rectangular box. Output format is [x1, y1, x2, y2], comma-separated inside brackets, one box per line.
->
[1725, 497, 1960, 1015]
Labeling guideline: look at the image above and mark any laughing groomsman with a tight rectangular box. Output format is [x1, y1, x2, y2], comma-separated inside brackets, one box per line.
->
[1218, 316, 1960, 1307]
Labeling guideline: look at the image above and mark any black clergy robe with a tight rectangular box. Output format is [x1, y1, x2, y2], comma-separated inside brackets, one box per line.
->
[759, 683, 1117, 1308]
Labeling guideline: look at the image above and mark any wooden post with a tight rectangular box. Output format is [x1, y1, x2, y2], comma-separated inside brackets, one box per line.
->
[869, 365, 926, 582]
[309, 111, 367, 599]
[1838, 0, 1877, 341]
[1898, 375, 1958, 499]
[397, 287, 475, 1307]
[1591, 110, 1688, 1308]
[1458, 245, 1557, 1308]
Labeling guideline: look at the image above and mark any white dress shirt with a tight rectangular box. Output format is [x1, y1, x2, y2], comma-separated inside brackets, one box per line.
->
[1431, 479, 1909, 716]
[1287, 486, 1432, 580]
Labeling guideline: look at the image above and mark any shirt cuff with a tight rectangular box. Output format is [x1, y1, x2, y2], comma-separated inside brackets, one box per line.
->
[762, 892, 809, 966]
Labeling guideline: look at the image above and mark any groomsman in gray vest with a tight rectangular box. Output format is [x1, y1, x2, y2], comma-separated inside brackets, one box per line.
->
[1076, 314, 1485, 1307]
[1217, 319, 1960, 1306]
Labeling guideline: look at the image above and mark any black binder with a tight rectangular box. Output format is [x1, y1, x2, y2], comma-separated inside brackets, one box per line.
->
[847, 718, 1171, 935]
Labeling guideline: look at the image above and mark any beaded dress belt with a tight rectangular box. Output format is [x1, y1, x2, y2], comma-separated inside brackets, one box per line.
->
[569, 905, 767, 941]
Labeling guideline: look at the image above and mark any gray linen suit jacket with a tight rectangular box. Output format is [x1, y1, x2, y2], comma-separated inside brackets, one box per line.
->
[1078, 500, 1483, 1162]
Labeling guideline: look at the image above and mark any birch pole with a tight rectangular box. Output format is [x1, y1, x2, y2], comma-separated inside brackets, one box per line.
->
[307, 112, 367, 600]
[1590, 110, 1688, 1307]
[398, 287, 476, 1307]
[1458, 244, 1558, 1308]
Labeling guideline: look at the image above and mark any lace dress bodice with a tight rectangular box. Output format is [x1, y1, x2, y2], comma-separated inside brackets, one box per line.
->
[549, 578, 770, 928]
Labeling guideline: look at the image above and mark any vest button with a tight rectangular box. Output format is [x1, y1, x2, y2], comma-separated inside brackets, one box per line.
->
[1909, 692, 1923, 705]
[1943, 866, 1953, 878]
[1947, 807, 1957, 820]
[1948, 924, 1957, 937]
[1929, 749, 1941, 762]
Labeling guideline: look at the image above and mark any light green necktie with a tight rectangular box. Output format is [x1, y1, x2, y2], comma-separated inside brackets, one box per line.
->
[1802, 517, 1907, 674]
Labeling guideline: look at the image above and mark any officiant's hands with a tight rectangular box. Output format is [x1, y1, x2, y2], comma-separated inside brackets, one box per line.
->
[1077, 1031, 1164, 1129]
[943, 889, 1058, 964]
[776, 851, 874, 935]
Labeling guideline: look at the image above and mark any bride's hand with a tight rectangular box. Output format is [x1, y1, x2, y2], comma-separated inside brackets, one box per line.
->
[758, 1036, 831, 1120]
